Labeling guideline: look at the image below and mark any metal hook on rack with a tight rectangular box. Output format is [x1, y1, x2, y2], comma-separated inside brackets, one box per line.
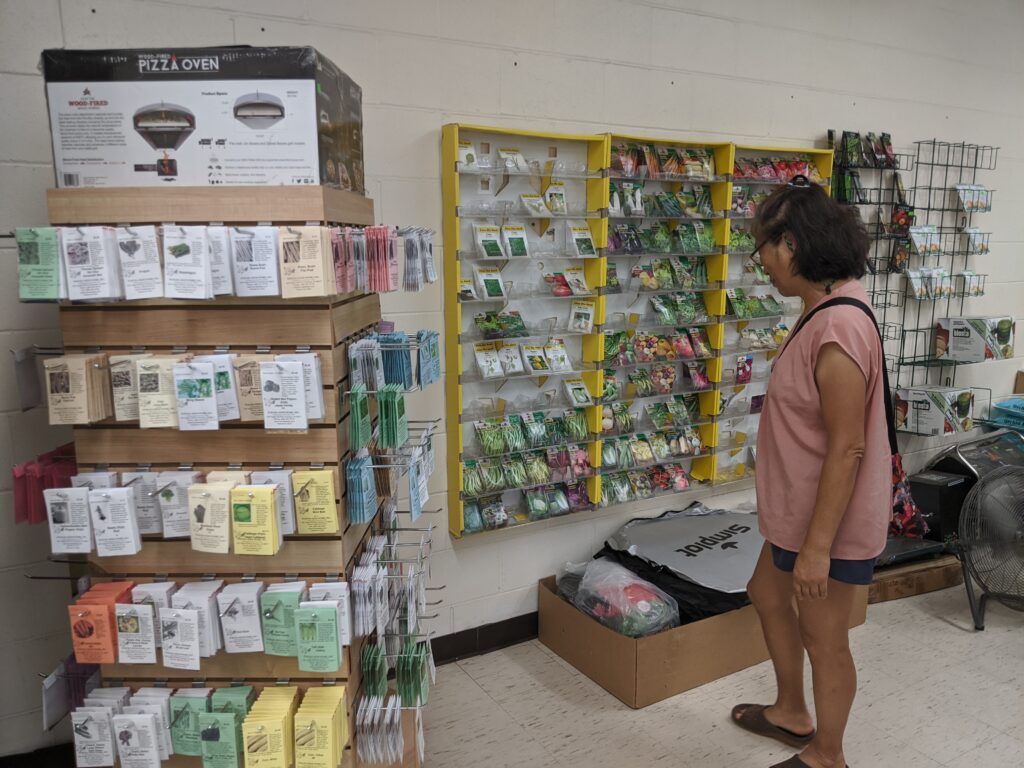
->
[148, 481, 176, 498]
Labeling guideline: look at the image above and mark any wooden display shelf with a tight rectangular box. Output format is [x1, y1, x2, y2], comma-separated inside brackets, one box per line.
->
[102, 646, 352, 682]
[87, 539, 348, 576]
[869, 554, 963, 604]
[59, 293, 381, 348]
[73, 425, 347, 466]
[47, 185, 374, 227]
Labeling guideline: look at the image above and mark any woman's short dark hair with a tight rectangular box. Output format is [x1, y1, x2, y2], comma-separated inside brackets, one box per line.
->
[753, 180, 869, 283]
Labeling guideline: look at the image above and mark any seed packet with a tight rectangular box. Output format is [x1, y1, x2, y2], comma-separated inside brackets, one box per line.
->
[497, 310, 529, 338]
[544, 339, 572, 372]
[604, 331, 629, 365]
[960, 270, 984, 297]
[688, 327, 713, 357]
[563, 378, 593, 407]
[734, 158, 757, 178]
[474, 265, 507, 299]
[666, 400, 691, 427]
[570, 226, 597, 257]
[480, 496, 508, 529]
[727, 288, 751, 319]
[673, 292, 706, 324]
[964, 228, 989, 255]
[648, 432, 671, 461]
[473, 311, 503, 340]
[521, 412, 549, 448]
[653, 335, 677, 361]
[563, 266, 593, 296]
[459, 278, 478, 301]
[755, 158, 779, 180]
[611, 224, 643, 254]
[544, 271, 573, 297]
[547, 447, 571, 482]
[692, 185, 713, 217]
[605, 262, 623, 293]
[651, 363, 677, 394]
[463, 460, 485, 497]
[616, 439, 634, 469]
[651, 224, 674, 253]
[633, 332, 659, 362]
[546, 414, 567, 444]
[729, 228, 755, 253]
[666, 463, 690, 491]
[653, 192, 679, 218]
[603, 473, 633, 506]
[501, 225, 530, 258]
[632, 263, 658, 291]
[650, 295, 677, 325]
[758, 294, 783, 315]
[602, 440, 619, 468]
[670, 332, 696, 359]
[524, 451, 552, 486]
[907, 269, 927, 299]
[668, 257, 695, 288]
[735, 354, 753, 384]
[521, 344, 550, 373]
[520, 194, 550, 217]
[499, 344, 525, 375]
[525, 487, 549, 521]
[651, 259, 674, 290]
[649, 464, 673, 492]
[567, 444, 592, 478]
[565, 481, 591, 511]
[602, 369, 621, 401]
[503, 455, 528, 489]
[628, 470, 654, 499]
[630, 436, 655, 465]
[473, 342, 504, 379]
[612, 402, 633, 432]
[544, 182, 568, 215]
[475, 420, 506, 457]
[474, 224, 505, 258]
[646, 402, 672, 429]
[731, 186, 751, 218]
[682, 426, 705, 454]
[629, 367, 655, 397]
[687, 362, 710, 390]
[569, 298, 596, 333]
[502, 418, 527, 454]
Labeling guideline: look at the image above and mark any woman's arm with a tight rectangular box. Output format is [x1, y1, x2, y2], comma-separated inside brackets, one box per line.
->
[793, 341, 868, 600]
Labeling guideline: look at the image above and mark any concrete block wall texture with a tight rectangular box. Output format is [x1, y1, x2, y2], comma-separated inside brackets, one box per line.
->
[1, 0, 1023, 753]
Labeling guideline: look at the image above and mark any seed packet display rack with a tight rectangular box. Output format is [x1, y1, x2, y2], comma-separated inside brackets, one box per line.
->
[830, 137, 1002, 436]
[442, 124, 832, 537]
[45, 186, 420, 768]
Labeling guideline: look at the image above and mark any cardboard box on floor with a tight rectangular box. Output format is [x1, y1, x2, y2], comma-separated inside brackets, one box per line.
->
[538, 576, 868, 709]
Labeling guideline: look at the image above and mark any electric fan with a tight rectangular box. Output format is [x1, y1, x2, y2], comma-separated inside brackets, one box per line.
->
[957, 465, 1024, 630]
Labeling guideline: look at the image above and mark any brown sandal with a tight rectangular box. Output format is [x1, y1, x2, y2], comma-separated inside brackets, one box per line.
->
[730, 704, 815, 749]
[769, 757, 849, 768]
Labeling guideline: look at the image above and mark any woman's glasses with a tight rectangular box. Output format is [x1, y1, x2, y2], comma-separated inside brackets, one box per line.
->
[749, 238, 770, 267]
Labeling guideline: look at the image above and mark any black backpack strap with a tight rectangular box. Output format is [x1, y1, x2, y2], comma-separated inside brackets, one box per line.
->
[776, 296, 897, 454]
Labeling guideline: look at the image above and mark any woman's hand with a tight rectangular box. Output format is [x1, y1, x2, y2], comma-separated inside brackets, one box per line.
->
[794, 548, 831, 600]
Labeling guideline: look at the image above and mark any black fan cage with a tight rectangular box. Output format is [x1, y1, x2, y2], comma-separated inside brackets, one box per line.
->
[959, 465, 1024, 611]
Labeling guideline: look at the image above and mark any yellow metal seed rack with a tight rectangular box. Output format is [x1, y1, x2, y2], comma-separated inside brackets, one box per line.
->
[443, 124, 833, 537]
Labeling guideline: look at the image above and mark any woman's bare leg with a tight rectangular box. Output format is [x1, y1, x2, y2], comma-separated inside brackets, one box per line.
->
[795, 580, 858, 768]
[744, 542, 814, 735]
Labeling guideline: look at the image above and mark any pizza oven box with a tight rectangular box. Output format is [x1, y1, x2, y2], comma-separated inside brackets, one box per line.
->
[894, 386, 974, 436]
[41, 46, 364, 192]
[538, 576, 867, 709]
[934, 317, 1015, 363]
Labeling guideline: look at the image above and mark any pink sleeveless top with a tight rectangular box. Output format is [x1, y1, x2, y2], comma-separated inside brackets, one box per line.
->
[755, 280, 890, 560]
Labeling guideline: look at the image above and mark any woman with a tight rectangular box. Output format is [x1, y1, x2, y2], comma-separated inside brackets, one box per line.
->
[730, 176, 890, 768]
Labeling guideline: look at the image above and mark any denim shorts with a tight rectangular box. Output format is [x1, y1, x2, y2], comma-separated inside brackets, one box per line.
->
[770, 544, 875, 586]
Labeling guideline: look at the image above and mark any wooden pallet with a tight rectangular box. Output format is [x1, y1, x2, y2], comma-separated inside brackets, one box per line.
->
[869, 554, 964, 604]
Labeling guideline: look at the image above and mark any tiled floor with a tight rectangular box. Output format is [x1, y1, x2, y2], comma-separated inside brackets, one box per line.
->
[424, 587, 1024, 767]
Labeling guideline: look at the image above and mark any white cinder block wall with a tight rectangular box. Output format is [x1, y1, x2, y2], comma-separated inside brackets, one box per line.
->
[2, 0, 1024, 753]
